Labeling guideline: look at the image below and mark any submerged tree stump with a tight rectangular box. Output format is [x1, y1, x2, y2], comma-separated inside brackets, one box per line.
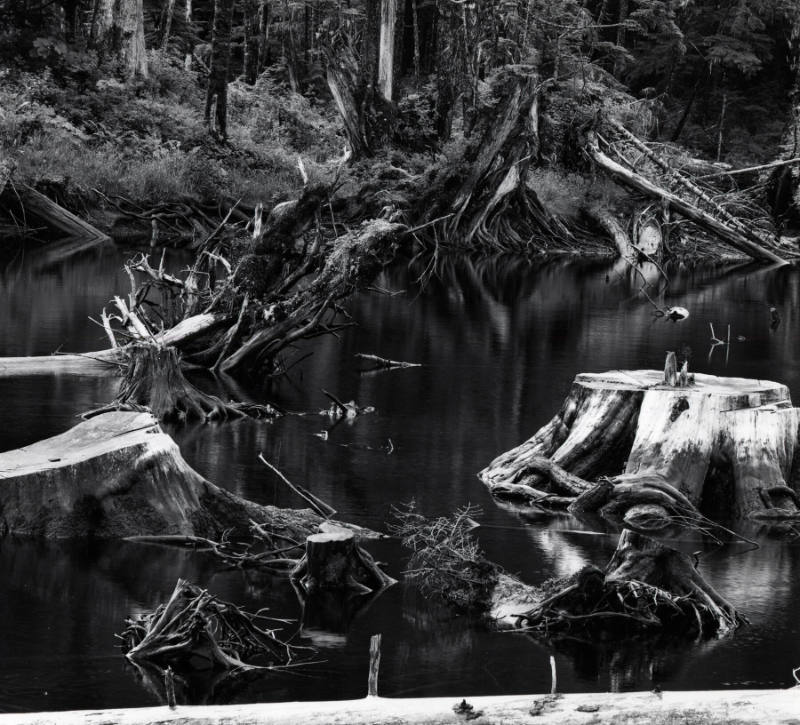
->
[0, 411, 334, 539]
[480, 369, 800, 521]
[291, 530, 396, 594]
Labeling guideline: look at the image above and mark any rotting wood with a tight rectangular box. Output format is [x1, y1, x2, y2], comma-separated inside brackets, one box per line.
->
[586, 132, 787, 264]
[122, 579, 297, 673]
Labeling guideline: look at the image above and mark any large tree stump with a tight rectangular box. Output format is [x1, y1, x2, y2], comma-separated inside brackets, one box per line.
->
[480, 369, 800, 520]
[0, 411, 337, 539]
[290, 530, 396, 594]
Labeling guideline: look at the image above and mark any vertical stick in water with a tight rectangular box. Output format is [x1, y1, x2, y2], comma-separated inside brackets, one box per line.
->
[550, 655, 557, 695]
[368, 633, 382, 697]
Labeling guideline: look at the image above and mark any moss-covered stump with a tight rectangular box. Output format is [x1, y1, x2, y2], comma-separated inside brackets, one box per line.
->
[0, 411, 333, 539]
[480, 369, 800, 521]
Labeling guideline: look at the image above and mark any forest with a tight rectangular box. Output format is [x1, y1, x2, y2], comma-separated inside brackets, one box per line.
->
[2, 0, 800, 722]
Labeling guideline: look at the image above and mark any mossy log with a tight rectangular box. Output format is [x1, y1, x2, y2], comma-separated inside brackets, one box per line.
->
[0, 411, 342, 539]
[480, 369, 800, 521]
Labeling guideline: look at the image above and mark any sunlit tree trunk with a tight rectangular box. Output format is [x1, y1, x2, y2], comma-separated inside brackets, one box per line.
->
[92, 0, 148, 79]
[378, 0, 398, 100]
[205, 0, 235, 140]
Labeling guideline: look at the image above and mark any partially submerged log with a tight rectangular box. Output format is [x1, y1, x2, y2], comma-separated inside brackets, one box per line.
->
[0, 411, 346, 539]
[481, 368, 800, 521]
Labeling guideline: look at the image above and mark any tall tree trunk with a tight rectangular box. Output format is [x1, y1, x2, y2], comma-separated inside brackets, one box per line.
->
[205, 0, 235, 140]
[435, 0, 457, 139]
[243, 0, 259, 83]
[92, 0, 148, 79]
[613, 0, 629, 78]
[257, 0, 270, 73]
[378, 0, 398, 100]
[161, 0, 176, 49]
[363, 0, 379, 92]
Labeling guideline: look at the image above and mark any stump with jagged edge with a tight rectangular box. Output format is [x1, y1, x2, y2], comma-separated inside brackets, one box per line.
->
[480, 369, 800, 521]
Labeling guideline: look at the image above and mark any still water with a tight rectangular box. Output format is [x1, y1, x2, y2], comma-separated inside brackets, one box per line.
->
[0, 244, 799, 712]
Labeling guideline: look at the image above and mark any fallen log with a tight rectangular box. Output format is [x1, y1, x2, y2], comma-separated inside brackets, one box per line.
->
[3, 689, 800, 725]
[481, 367, 800, 521]
[0, 411, 360, 539]
[6, 184, 111, 243]
[585, 132, 787, 264]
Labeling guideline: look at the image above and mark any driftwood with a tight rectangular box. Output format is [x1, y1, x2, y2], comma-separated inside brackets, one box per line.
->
[354, 353, 421, 371]
[0, 411, 344, 539]
[122, 579, 298, 673]
[3, 690, 800, 725]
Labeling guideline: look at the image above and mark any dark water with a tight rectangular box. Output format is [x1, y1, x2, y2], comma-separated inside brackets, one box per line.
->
[1, 244, 800, 713]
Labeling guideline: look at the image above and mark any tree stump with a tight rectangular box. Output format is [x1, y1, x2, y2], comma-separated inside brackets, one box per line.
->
[0, 411, 338, 539]
[290, 530, 396, 594]
[480, 369, 800, 520]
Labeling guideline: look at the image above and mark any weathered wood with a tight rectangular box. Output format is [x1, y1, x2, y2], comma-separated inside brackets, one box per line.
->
[367, 633, 381, 697]
[586, 132, 787, 264]
[3, 689, 800, 725]
[290, 530, 395, 594]
[12, 185, 111, 243]
[482, 369, 799, 521]
[0, 411, 335, 539]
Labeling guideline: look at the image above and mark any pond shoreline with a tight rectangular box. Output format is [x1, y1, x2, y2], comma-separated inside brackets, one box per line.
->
[3, 688, 799, 724]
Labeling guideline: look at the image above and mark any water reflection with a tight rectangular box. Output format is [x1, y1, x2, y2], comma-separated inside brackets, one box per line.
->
[3, 249, 800, 710]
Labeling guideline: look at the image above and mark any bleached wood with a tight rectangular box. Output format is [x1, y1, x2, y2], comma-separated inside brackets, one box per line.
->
[0, 411, 332, 539]
[481, 369, 800, 519]
[3, 688, 800, 725]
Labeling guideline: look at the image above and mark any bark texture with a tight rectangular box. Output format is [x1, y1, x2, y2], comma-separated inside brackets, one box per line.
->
[481, 369, 800, 521]
[205, 0, 235, 139]
[0, 411, 331, 539]
[92, 0, 148, 79]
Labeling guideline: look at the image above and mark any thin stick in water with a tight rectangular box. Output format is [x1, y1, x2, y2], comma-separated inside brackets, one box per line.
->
[368, 633, 382, 697]
[258, 453, 336, 518]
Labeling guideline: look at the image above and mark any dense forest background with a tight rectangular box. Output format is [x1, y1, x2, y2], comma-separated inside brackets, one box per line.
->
[1, 0, 799, 253]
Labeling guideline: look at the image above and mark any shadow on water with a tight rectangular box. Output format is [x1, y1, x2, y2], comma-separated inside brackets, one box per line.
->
[2, 248, 800, 709]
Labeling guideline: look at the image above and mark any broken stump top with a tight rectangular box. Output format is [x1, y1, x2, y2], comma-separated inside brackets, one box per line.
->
[576, 370, 789, 407]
